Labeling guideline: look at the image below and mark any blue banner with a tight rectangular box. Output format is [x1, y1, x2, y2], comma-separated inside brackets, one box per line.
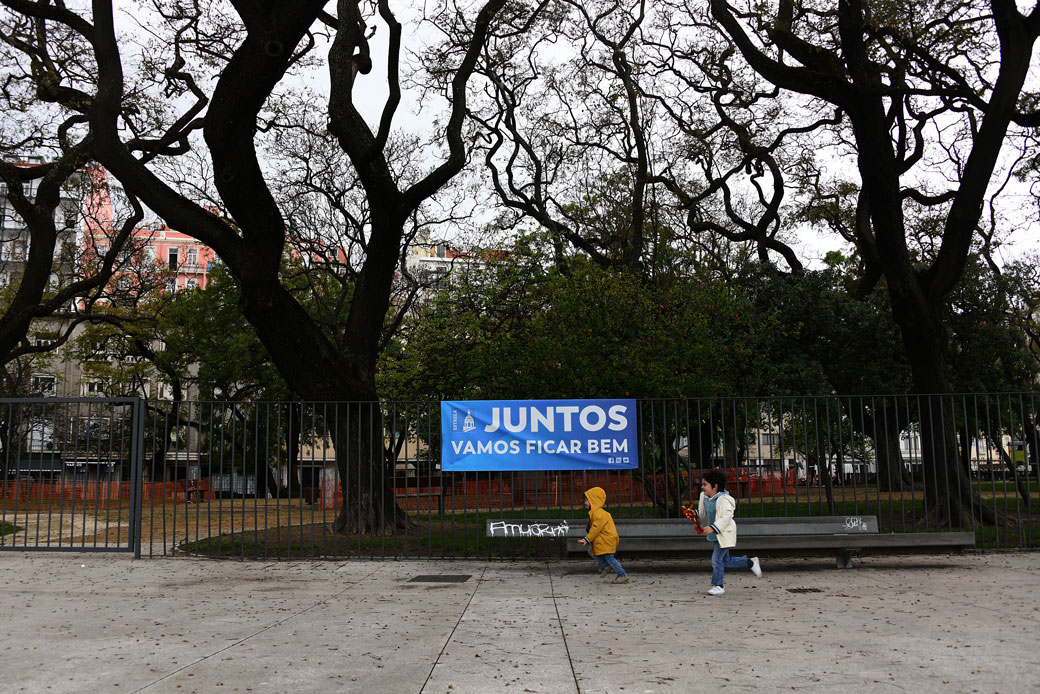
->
[441, 399, 639, 471]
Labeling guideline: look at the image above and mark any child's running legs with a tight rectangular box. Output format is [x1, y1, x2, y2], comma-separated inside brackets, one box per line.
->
[594, 552, 627, 578]
[710, 545, 748, 587]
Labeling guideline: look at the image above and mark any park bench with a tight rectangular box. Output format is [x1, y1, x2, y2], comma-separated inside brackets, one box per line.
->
[552, 516, 974, 568]
[394, 475, 453, 514]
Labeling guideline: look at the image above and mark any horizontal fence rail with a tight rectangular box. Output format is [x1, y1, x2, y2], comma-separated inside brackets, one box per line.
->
[3, 395, 1035, 559]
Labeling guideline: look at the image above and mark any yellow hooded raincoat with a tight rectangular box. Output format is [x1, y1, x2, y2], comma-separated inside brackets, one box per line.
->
[584, 487, 620, 556]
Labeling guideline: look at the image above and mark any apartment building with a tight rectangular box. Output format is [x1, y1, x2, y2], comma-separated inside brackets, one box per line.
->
[1, 160, 216, 400]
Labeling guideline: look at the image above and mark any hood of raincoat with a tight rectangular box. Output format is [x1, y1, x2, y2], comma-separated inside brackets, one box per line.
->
[585, 487, 606, 512]
[582, 486, 619, 555]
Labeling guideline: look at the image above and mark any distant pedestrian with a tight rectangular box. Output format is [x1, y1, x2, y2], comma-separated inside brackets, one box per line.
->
[695, 469, 761, 595]
[578, 486, 628, 584]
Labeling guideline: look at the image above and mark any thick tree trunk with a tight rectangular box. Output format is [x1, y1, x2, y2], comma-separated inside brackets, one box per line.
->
[846, 398, 913, 492]
[916, 393, 988, 527]
[886, 289, 988, 526]
[329, 402, 414, 535]
[233, 283, 413, 535]
[283, 402, 302, 498]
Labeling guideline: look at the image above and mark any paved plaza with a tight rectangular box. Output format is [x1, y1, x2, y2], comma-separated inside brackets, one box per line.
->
[0, 550, 1036, 693]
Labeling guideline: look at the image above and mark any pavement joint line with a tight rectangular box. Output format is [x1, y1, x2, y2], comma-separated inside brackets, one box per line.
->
[418, 563, 489, 694]
[127, 563, 386, 693]
[547, 562, 582, 693]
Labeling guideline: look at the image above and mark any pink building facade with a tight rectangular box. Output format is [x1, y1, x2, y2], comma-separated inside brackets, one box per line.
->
[82, 167, 216, 293]
[134, 224, 215, 292]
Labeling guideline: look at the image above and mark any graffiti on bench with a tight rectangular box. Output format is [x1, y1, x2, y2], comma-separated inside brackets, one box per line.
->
[487, 520, 571, 538]
[843, 516, 869, 532]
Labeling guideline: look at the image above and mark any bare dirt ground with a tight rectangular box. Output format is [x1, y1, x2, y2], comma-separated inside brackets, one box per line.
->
[1, 498, 337, 553]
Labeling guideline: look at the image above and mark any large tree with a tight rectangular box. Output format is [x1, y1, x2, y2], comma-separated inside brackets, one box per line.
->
[708, 0, 1039, 522]
[0, 0, 510, 534]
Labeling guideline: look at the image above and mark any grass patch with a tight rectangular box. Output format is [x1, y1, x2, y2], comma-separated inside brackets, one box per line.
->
[181, 520, 565, 560]
[975, 522, 1040, 549]
[976, 480, 1038, 494]
[1, 521, 21, 537]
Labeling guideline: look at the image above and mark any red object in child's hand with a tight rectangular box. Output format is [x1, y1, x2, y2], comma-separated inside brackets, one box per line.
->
[680, 503, 704, 533]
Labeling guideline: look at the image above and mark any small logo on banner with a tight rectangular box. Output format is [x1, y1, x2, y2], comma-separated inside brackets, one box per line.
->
[462, 410, 476, 432]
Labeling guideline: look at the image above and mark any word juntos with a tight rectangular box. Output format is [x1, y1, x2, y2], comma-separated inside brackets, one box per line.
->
[483, 404, 629, 433]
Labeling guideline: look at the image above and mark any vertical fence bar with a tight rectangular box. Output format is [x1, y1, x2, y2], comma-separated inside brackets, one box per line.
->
[988, 394, 1003, 547]
[871, 396, 885, 532]
[1007, 393, 1025, 548]
[939, 395, 953, 529]
[1020, 392, 1035, 549]
[132, 398, 144, 558]
[314, 401, 321, 558]
[960, 394, 976, 542]
[968, 394, 981, 547]
[31, 402, 44, 548]
[1, 403, 10, 548]
[996, 392, 1011, 548]
[117, 402, 128, 550]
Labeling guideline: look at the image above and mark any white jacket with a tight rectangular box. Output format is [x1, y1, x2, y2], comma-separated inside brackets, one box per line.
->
[697, 491, 737, 548]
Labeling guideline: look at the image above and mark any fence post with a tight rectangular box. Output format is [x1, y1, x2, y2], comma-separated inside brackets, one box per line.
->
[130, 398, 145, 559]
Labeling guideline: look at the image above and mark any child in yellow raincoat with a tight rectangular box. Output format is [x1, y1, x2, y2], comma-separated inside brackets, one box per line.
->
[578, 486, 628, 584]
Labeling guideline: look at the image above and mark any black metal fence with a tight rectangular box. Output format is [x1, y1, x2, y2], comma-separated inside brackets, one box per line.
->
[128, 394, 1036, 559]
[0, 398, 143, 555]
[3, 395, 1035, 559]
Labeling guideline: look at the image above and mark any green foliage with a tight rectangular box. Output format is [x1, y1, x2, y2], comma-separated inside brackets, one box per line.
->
[945, 255, 1040, 393]
[737, 262, 911, 396]
[379, 244, 777, 400]
[160, 264, 290, 401]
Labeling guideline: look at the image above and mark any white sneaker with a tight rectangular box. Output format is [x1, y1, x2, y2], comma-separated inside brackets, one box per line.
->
[750, 557, 762, 578]
[707, 585, 725, 596]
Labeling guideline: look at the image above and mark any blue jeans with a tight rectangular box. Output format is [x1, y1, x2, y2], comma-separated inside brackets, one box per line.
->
[711, 544, 748, 587]
[590, 547, 627, 577]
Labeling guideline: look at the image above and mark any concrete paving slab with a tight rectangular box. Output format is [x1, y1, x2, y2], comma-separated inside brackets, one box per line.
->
[425, 562, 578, 693]
[0, 551, 1036, 694]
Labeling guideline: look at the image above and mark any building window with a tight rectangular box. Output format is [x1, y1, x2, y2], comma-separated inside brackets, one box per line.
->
[82, 380, 106, 396]
[168, 248, 178, 270]
[33, 331, 59, 348]
[32, 374, 57, 397]
[185, 248, 197, 266]
[760, 433, 780, 446]
[166, 279, 176, 294]
[117, 275, 131, 290]
[74, 415, 112, 441]
[1, 240, 24, 262]
[26, 418, 56, 452]
[186, 278, 197, 289]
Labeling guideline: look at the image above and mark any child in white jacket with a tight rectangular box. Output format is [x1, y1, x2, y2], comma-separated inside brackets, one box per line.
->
[696, 468, 762, 595]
